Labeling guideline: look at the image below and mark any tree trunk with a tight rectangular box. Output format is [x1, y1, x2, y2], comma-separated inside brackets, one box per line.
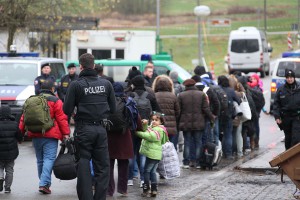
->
[7, 26, 17, 52]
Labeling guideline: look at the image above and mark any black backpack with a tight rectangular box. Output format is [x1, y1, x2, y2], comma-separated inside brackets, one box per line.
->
[53, 138, 77, 180]
[108, 97, 128, 134]
[133, 91, 152, 120]
[210, 85, 229, 116]
[249, 88, 265, 112]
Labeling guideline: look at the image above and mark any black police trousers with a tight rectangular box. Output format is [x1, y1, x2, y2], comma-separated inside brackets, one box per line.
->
[282, 116, 300, 150]
[74, 123, 109, 200]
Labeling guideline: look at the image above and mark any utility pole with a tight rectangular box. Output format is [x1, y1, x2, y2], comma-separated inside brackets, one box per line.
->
[264, 0, 267, 32]
[156, 0, 161, 53]
[197, 0, 202, 65]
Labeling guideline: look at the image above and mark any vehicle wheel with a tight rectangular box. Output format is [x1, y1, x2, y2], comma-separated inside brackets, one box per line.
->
[265, 70, 269, 76]
[260, 70, 266, 78]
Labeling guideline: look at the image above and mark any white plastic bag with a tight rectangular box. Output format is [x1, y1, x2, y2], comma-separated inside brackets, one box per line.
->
[157, 142, 180, 179]
[239, 93, 252, 123]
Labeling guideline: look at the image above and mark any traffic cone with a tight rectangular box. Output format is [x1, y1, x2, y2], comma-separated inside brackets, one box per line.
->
[210, 61, 216, 80]
[288, 32, 293, 51]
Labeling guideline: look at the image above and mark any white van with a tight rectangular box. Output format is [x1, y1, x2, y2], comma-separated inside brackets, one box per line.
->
[227, 27, 272, 77]
[0, 56, 66, 121]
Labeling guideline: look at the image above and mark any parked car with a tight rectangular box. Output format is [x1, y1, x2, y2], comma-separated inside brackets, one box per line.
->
[0, 55, 66, 121]
[227, 26, 272, 77]
[270, 52, 300, 112]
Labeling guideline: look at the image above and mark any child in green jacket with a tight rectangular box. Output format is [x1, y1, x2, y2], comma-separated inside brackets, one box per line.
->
[136, 112, 168, 197]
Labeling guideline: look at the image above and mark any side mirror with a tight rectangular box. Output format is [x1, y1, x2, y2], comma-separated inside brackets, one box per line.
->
[268, 47, 273, 53]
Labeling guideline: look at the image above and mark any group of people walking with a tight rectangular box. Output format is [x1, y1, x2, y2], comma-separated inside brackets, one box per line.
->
[1, 52, 297, 200]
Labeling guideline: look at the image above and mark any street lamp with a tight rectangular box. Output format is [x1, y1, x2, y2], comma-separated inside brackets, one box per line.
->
[194, 5, 210, 66]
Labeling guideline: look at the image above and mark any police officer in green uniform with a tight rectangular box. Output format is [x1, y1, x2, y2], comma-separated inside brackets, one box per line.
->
[34, 63, 56, 95]
[58, 63, 79, 102]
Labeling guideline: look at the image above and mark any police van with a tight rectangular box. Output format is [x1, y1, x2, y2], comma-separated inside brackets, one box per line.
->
[0, 53, 66, 121]
[270, 52, 300, 112]
[67, 55, 191, 84]
[227, 26, 272, 77]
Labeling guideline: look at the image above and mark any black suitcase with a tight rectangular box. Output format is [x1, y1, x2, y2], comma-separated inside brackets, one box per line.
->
[200, 141, 222, 170]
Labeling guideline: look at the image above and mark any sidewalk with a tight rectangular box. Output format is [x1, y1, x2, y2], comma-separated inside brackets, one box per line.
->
[237, 137, 286, 172]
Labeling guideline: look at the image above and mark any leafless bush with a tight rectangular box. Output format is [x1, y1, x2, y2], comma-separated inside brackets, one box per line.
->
[227, 6, 256, 15]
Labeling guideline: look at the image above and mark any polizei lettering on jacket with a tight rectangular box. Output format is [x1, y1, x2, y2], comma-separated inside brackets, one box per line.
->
[84, 86, 105, 95]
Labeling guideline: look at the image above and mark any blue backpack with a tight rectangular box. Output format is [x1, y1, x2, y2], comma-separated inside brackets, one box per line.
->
[125, 97, 139, 131]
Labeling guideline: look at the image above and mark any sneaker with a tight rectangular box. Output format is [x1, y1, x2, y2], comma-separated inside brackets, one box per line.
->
[39, 185, 51, 194]
[140, 180, 144, 188]
[182, 165, 189, 169]
[0, 178, 3, 192]
[4, 187, 11, 193]
[127, 180, 133, 186]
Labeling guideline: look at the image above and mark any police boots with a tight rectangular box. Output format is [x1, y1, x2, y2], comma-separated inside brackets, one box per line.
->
[151, 183, 158, 197]
[141, 183, 150, 197]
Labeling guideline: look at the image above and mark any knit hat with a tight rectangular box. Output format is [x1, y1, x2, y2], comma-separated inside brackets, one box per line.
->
[0, 105, 14, 120]
[169, 70, 178, 82]
[113, 82, 124, 97]
[131, 75, 145, 87]
[194, 66, 206, 76]
[183, 79, 196, 87]
[285, 69, 295, 78]
[128, 66, 142, 81]
[67, 63, 76, 69]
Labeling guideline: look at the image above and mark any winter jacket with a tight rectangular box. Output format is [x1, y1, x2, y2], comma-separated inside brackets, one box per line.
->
[136, 123, 168, 160]
[0, 119, 23, 160]
[273, 81, 300, 120]
[177, 86, 214, 131]
[19, 90, 70, 141]
[152, 75, 180, 135]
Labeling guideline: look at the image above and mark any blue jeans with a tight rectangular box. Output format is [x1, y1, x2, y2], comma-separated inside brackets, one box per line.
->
[220, 117, 233, 157]
[168, 133, 178, 151]
[32, 138, 58, 187]
[144, 158, 159, 185]
[183, 130, 203, 166]
[213, 117, 220, 145]
[128, 154, 146, 181]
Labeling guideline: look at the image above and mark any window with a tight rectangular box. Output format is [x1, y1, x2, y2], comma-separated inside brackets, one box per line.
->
[50, 63, 66, 80]
[277, 61, 300, 78]
[0, 63, 38, 85]
[78, 49, 87, 57]
[103, 66, 138, 82]
[92, 50, 111, 59]
[231, 39, 259, 53]
[153, 65, 169, 76]
[116, 49, 124, 59]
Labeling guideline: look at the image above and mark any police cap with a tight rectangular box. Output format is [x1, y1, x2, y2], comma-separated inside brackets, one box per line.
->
[67, 63, 76, 69]
[285, 69, 296, 78]
[41, 63, 50, 69]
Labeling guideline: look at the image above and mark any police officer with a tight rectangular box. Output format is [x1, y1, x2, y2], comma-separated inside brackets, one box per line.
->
[63, 53, 116, 200]
[58, 63, 79, 101]
[34, 63, 56, 95]
[273, 69, 300, 150]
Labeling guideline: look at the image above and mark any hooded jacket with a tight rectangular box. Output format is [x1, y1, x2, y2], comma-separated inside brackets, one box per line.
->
[152, 75, 180, 135]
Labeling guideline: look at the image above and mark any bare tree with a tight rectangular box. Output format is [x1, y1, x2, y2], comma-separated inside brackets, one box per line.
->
[0, 0, 118, 52]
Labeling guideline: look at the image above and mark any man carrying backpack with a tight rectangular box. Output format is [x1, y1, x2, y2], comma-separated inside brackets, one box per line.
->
[19, 80, 70, 195]
[63, 53, 116, 200]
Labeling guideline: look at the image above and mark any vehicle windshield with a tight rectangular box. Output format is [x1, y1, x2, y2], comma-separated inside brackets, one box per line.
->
[0, 63, 38, 85]
[277, 61, 300, 78]
[168, 62, 191, 82]
[231, 39, 259, 53]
